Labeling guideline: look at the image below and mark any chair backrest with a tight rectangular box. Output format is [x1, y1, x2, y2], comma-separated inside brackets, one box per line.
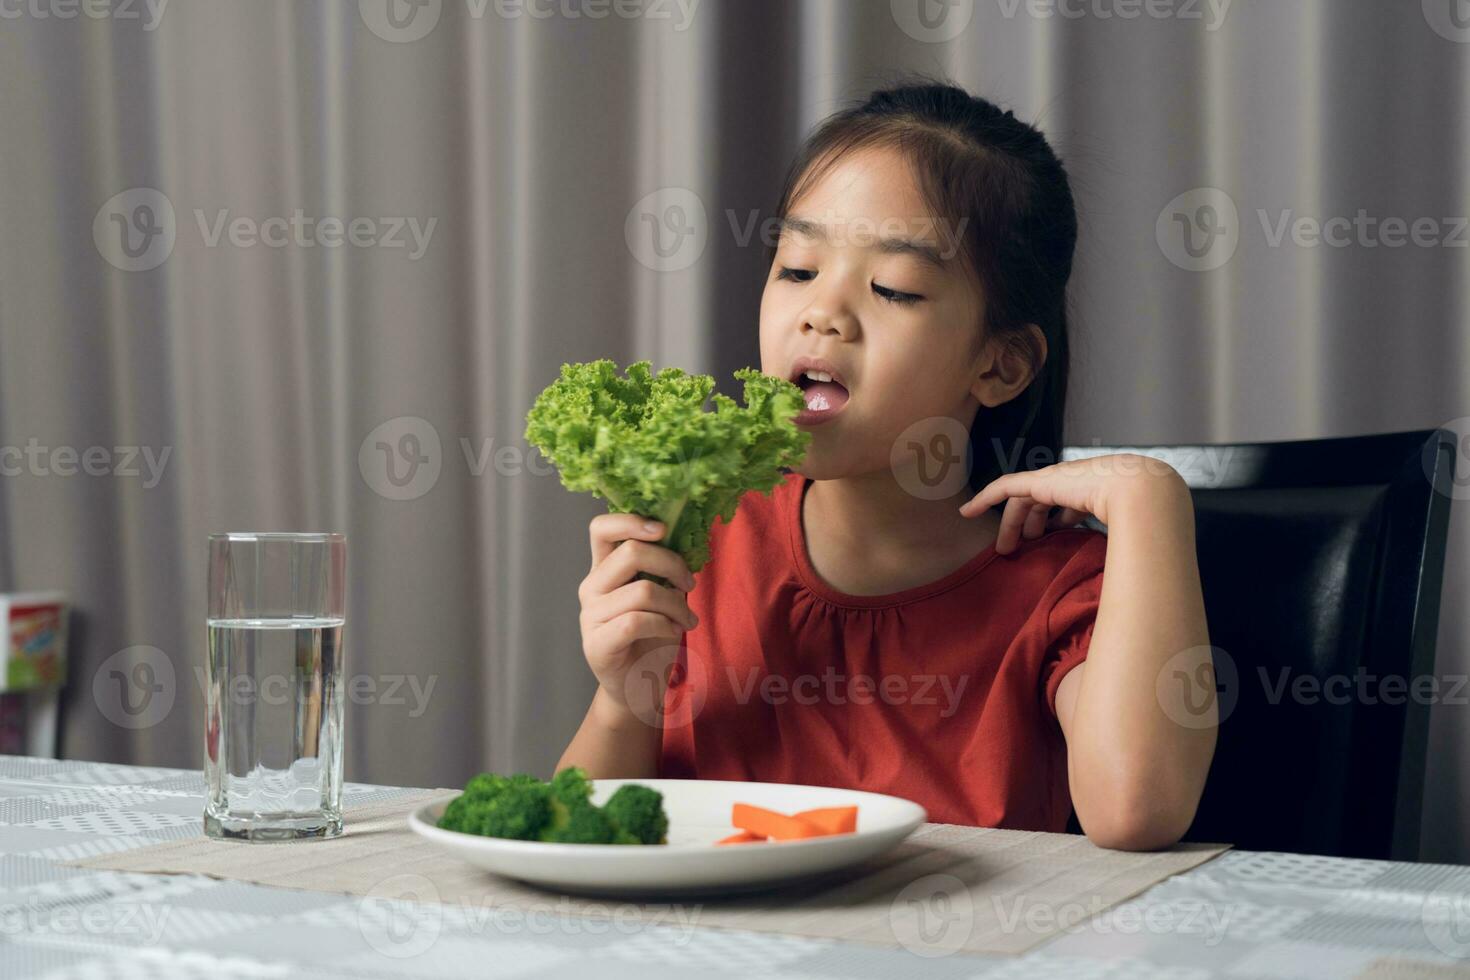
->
[1061, 429, 1458, 860]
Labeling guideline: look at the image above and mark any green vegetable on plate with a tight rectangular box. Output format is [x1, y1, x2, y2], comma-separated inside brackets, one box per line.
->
[437, 767, 669, 846]
[524, 360, 810, 573]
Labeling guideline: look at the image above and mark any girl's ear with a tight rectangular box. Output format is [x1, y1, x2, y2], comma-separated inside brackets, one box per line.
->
[970, 325, 1047, 408]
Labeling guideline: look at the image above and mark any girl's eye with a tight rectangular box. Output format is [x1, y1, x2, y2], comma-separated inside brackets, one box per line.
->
[775, 266, 814, 283]
[873, 283, 924, 306]
[776, 266, 924, 306]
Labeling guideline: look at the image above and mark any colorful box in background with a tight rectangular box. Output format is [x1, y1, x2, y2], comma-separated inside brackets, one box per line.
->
[1, 592, 69, 691]
[0, 593, 68, 757]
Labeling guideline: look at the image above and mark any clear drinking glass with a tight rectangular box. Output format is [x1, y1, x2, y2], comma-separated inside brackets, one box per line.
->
[205, 532, 346, 841]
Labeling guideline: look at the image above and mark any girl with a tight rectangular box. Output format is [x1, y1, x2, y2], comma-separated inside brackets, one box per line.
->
[559, 79, 1215, 851]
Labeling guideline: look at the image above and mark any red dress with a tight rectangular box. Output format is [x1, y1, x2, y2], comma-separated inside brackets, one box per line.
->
[658, 472, 1108, 830]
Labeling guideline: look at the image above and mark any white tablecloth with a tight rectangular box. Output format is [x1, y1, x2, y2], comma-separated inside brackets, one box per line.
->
[1, 754, 1468, 979]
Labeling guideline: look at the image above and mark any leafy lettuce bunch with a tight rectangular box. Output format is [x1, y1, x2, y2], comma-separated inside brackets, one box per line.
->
[524, 360, 810, 572]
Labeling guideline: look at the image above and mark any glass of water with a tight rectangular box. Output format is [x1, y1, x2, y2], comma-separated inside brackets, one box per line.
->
[205, 532, 346, 841]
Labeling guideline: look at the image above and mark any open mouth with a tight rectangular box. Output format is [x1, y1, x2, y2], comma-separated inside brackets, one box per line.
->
[791, 366, 850, 426]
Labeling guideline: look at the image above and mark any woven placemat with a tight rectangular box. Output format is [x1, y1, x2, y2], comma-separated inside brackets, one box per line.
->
[67, 788, 1228, 956]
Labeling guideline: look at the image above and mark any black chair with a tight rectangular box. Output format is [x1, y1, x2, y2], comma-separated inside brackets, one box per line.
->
[1060, 428, 1458, 860]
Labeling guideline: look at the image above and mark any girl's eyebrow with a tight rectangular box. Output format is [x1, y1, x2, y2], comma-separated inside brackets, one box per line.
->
[778, 215, 949, 271]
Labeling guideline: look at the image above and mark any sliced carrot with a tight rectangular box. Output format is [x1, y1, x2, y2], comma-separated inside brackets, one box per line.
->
[794, 806, 858, 835]
[715, 830, 764, 845]
[731, 803, 823, 840]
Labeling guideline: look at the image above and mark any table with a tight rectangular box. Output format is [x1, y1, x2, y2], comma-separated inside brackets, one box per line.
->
[1, 754, 1467, 978]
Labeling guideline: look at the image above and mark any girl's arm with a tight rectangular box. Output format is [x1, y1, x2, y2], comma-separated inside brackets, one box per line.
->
[558, 685, 664, 779]
[960, 457, 1217, 850]
[1052, 472, 1215, 850]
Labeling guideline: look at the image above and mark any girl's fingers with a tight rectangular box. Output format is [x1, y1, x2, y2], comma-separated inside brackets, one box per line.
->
[583, 538, 695, 598]
[589, 513, 666, 566]
[1022, 502, 1051, 541]
[584, 578, 698, 631]
[994, 496, 1036, 554]
[1048, 507, 1088, 529]
[587, 611, 684, 660]
[959, 474, 1025, 517]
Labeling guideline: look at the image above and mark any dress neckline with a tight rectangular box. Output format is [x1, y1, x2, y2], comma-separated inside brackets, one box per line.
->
[785, 475, 1004, 611]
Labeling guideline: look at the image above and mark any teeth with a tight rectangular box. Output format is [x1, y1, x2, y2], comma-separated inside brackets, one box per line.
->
[801, 369, 833, 383]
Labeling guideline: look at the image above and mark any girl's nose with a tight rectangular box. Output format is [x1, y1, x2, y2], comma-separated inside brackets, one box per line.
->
[800, 300, 857, 340]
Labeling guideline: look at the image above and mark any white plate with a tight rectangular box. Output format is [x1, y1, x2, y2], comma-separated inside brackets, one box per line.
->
[407, 778, 926, 896]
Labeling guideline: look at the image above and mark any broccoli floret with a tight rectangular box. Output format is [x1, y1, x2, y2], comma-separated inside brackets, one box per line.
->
[461, 772, 537, 800]
[439, 781, 554, 840]
[603, 784, 668, 845]
[438, 770, 667, 846]
[549, 767, 593, 806]
[468, 783, 554, 840]
[440, 772, 543, 832]
[439, 793, 471, 831]
[539, 799, 618, 844]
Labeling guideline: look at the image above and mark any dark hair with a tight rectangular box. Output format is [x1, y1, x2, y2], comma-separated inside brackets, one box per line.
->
[766, 76, 1077, 493]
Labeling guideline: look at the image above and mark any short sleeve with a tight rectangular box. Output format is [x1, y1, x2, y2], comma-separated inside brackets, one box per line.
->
[1039, 533, 1107, 721]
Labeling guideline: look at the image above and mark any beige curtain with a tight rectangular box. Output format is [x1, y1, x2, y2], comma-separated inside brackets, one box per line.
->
[1, 0, 1466, 860]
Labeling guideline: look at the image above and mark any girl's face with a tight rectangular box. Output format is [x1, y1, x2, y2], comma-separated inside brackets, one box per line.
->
[759, 145, 1012, 485]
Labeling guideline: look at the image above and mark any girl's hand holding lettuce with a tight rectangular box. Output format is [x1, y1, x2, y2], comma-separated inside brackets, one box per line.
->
[526, 360, 809, 722]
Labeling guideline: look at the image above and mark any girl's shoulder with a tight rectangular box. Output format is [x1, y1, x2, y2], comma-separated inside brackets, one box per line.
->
[1025, 523, 1107, 564]
[997, 524, 1108, 598]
